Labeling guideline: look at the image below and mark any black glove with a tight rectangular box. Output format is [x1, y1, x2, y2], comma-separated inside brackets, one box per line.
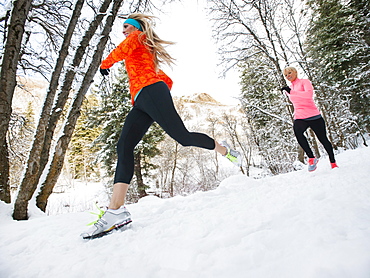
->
[280, 86, 291, 94]
[100, 68, 110, 76]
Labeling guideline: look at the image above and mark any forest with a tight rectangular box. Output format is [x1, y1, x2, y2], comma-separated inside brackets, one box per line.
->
[0, 0, 369, 220]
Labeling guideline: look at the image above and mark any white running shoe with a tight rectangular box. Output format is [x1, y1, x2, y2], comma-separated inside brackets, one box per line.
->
[220, 141, 242, 167]
[81, 206, 132, 240]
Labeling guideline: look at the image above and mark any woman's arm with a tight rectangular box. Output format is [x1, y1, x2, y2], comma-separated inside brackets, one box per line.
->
[291, 79, 314, 99]
[101, 31, 141, 69]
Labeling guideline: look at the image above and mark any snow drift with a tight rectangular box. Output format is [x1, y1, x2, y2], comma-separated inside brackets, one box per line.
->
[1, 145, 370, 278]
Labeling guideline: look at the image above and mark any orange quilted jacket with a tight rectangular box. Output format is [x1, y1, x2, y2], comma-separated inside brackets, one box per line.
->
[101, 30, 173, 105]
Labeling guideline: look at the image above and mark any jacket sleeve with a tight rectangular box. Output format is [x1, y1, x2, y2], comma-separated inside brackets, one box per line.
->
[158, 69, 173, 90]
[100, 31, 141, 69]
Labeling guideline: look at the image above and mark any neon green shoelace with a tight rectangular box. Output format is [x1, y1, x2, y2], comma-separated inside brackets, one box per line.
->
[87, 204, 105, 226]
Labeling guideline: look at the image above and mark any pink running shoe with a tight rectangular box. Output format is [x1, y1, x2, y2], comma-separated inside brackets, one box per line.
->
[330, 162, 338, 169]
[308, 157, 319, 172]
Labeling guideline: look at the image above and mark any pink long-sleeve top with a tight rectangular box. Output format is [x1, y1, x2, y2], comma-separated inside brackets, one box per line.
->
[286, 78, 321, 120]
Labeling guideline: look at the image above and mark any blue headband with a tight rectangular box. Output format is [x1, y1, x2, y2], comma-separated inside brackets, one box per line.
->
[124, 18, 142, 31]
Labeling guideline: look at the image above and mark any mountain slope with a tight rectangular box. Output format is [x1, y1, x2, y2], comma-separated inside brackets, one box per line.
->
[1, 146, 370, 278]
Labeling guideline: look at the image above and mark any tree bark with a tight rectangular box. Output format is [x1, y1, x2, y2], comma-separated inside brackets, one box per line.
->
[308, 128, 321, 159]
[134, 152, 147, 198]
[38, 0, 112, 183]
[170, 143, 179, 197]
[298, 146, 305, 164]
[36, 0, 124, 212]
[0, 0, 32, 203]
[12, 0, 85, 220]
[35, 0, 112, 213]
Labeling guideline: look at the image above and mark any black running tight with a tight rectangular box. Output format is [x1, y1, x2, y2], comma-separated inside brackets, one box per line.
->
[114, 81, 215, 184]
[293, 117, 336, 163]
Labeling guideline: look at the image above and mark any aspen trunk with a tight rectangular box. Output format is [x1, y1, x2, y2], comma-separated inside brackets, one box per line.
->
[12, 0, 85, 219]
[36, 0, 124, 212]
[0, 0, 32, 203]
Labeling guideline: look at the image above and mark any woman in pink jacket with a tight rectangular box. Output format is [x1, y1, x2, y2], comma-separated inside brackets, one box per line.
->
[281, 66, 338, 171]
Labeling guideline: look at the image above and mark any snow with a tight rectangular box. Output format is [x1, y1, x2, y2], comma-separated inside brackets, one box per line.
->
[1, 146, 370, 277]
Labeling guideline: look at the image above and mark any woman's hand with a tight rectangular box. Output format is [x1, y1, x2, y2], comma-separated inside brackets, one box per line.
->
[280, 86, 291, 94]
[100, 68, 110, 76]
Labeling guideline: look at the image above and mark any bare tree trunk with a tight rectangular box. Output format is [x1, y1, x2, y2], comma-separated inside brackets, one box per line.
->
[206, 117, 219, 175]
[36, 0, 124, 212]
[34, 0, 112, 214]
[170, 143, 179, 197]
[0, 0, 32, 203]
[221, 113, 245, 174]
[38, 0, 113, 181]
[134, 151, 147, 198]
[298, 146, 305, 163]
[308, 128, 321, 159]
[12, 0, 85, 220]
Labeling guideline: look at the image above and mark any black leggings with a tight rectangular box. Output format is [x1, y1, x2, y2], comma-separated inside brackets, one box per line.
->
[293, 117, 336, 163]
[114, 81, 215, 184]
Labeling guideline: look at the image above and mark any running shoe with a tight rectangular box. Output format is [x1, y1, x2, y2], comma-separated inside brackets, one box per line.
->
[81, 206, 132, 240]
[308, 157, 319, 172]
[330, 162, 338, 169]
[220, 141, 242, 167]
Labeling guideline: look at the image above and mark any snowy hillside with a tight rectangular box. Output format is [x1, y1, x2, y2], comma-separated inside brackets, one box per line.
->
[1, 145, 370, 278]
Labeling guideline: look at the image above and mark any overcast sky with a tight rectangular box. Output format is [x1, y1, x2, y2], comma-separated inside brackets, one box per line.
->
[112, 0, 241, 105]
[155, 0, 241, 105]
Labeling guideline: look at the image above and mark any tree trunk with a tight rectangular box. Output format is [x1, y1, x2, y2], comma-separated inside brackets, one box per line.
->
[134, 152, 147, 198]
[0, 0, 32, 203]
[12, 0, 85, 220]
[38, 0, 112, 182]
[170, 143, 179, 197]
[298, 146, 305, 163]
[35, 0, 112, 213]
[36, 0, 124, 212]
[308, 128, 321, 158]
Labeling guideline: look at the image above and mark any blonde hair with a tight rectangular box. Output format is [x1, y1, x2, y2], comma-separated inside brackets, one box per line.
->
[127, 13, 175, 70]
[283, 66, 297, 74]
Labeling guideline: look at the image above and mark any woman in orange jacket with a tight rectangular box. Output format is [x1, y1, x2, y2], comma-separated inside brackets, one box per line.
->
[82, 14, 242, 239]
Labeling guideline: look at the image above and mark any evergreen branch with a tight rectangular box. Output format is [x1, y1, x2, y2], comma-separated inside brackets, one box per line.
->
[239, 98, 293, 126]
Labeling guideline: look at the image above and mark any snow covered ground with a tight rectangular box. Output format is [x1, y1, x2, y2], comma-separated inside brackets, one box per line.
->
[1, 145, 370, 278]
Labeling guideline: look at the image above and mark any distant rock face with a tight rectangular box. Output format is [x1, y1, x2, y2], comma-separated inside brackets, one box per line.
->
[193, 93, 220, 104]
[179, 93, 221, 105]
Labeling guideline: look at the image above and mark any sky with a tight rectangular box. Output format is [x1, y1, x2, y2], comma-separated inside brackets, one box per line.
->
[1, 143, 370, 277]
[112, 0, 242, 105]
[155, 0, 241, 105]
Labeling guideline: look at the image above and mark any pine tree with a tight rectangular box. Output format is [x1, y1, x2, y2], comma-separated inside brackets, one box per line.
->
[239, 58, 298, 174]
[68, 94, 101, 181]
[89, 66, 165, 202]
[346, 0, 370, 131]
[89, 66, 132, 177]
[306, 0, 370, 138]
